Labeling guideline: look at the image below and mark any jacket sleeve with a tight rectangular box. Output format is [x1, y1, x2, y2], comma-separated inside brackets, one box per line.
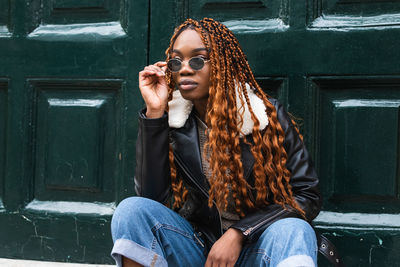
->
[230, 99, 322, 243]
[134, 109, 171, 203]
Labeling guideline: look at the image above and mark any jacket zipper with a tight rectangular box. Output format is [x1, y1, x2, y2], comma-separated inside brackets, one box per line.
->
[243, 209, 286, 236]
[174, 154, 223, 235]
[193, 232, 205, 248]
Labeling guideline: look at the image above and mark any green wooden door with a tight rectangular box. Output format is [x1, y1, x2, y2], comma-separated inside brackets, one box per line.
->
[0, 0, 148, 263]
[150, 1, 400, 266]
[2, 0, 399, 265]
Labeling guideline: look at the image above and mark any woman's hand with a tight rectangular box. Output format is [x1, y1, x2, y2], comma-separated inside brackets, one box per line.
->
[205, 228, 244, 267]
[138, 61, 168, 118]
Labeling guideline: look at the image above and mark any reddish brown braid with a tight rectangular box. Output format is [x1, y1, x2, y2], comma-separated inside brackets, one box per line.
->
[164, 18, 305, 218]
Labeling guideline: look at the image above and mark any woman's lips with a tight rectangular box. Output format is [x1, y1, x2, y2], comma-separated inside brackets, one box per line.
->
[179, 79, 198, 90]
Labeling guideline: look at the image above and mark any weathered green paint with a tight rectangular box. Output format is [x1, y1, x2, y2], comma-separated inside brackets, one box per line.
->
[1, 0, 400, 265]
[314, 210, 400, 266]
[0, 0, 148, 264]
[0, 211, 112, 263]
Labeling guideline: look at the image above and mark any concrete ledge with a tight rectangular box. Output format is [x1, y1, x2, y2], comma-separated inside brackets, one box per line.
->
[0, 258, 115, 267]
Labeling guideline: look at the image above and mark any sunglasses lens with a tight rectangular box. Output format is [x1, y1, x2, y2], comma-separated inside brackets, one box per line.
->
[167, 57, 206, 72]
[189, 57, 205, 70]
[167, 59, 181, 72]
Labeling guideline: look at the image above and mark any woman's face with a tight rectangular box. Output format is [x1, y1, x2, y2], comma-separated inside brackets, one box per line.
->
[170, 29, 211, 105]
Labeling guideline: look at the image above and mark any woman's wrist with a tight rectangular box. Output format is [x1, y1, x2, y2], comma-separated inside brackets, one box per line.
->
[226, 228, 245, 244]
[145, 108, 165, 118]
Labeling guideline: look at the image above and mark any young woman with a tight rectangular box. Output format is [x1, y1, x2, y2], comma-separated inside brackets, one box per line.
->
[111, 18, 322, 267]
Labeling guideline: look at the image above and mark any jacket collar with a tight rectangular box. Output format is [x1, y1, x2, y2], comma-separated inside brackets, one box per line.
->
[168, 83, 269, 135]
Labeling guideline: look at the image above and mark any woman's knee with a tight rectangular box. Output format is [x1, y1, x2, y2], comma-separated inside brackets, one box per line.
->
[114, 196, 165, 218]
[113, 197, 146, 221]
[261, 218, 316, 244]
[111, 197, 161, 239]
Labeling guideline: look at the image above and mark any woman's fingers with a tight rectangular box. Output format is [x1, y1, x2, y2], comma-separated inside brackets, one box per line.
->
[147, 63, 166, 72]
[140, 62, 167, 77]
[154, 61, 167, 67]
[140, 69, 155, 77]
[143, 65, 165, 77]
[154, 62, 168, 74]
[144, 66, 160, 74]
[139, 62, 168, 90]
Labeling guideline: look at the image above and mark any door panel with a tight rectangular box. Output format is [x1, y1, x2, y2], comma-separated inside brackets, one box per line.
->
[0, 0, 148, 263]
[190, 0, 288, 22]
[32, 80, 121, 203]
[312, 77, 400, 213]
[310, 0, 400, 28]
[42, 0, 120, 24]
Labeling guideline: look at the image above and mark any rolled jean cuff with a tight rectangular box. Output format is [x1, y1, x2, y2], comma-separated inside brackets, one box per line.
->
[111, 238, 167, 267]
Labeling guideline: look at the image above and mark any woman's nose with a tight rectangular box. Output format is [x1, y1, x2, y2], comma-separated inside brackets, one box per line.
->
[179, 60, 195, 75]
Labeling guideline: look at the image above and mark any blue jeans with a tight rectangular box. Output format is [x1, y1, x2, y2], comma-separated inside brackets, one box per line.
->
[111, 197, 317, 267]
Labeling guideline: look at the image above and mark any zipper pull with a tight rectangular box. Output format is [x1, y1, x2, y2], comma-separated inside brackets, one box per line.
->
[243, 227, 253, 236]
[194, 233, 205, 248]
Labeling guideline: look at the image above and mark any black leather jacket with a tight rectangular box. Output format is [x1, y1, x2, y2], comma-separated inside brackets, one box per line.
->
[135, 98, 322, 251]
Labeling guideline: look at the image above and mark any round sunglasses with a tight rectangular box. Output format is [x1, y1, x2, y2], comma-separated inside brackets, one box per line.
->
[167, 56, 210, 72]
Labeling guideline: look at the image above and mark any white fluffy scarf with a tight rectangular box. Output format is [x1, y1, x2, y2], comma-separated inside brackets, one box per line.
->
[168, 83, 269, 135]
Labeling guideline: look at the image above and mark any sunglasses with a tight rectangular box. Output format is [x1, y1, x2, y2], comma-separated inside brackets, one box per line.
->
[167, 56, 210, 72]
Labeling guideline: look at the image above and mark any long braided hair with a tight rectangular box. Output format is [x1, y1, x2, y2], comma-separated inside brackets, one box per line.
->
[165, 18, 305, 218]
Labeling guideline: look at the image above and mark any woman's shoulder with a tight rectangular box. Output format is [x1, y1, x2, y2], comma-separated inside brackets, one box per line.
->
[266, 97, 281, 110]
[266, 97, 295, 132]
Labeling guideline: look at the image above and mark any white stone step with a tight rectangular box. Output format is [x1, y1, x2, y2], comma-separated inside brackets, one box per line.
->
[0, 258, 115, 267]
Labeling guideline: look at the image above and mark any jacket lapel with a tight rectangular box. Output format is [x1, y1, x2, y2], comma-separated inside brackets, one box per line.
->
[170, 114, 210, 192]
[240, 140, 255, 182]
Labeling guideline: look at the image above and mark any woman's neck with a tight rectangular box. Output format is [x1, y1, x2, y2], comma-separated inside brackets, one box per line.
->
[193, 99, 208, 122]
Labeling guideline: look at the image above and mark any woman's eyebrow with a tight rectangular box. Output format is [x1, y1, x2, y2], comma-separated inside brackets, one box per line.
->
[171, 48, 208, 54]
[192, 48, 208, 53]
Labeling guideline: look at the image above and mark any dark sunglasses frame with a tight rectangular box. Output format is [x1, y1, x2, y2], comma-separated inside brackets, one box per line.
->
[167, 56, 210, 72]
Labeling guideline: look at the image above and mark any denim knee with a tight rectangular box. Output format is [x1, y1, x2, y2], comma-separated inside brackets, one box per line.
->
[258, 217, 318, 256]
[111, 196, 158, 241]
[264, 218, 315, 240]
[236, 218, 317, 267]
[255, 218, 317, 266]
